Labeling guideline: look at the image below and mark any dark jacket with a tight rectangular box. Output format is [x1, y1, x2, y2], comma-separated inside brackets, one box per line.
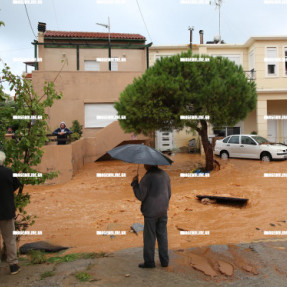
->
[131, 167, 171, 218]
[52, 127, 72, 145]
[0, 166, 20, 220]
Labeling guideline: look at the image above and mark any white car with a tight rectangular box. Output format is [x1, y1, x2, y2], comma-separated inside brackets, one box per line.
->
[214, 134, 287, 162]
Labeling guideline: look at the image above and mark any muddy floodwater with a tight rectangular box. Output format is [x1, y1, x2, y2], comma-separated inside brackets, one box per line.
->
[22, 153, 287, 254]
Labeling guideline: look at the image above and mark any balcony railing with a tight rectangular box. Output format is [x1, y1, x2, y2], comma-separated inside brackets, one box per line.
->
[244, 69, 256, 81]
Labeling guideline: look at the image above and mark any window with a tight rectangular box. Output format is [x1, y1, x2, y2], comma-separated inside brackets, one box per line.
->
[227, 127, 240, 136]
[84, 104, 118, 128]
[251, 136, 270, 145]
[223, 137, 230, 143]
[266, 47, 277, 76]
[111, 61, 118, 71]
[211, 54, 241, 66]
[229, 136, 239, 144]
[213, 126, 240, 137]
[241, 136, 256, 145]
[84, 60, 100, 71]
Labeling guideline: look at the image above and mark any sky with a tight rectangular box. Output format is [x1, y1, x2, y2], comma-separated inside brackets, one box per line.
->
[0, 0, 287, 83]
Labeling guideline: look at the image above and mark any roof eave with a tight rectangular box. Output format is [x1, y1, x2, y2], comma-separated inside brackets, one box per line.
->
[44, 37, 146, 42]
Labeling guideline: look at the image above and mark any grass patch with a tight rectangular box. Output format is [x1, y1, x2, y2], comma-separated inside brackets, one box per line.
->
[75, 271, 91, 282]
[47, 253, 80, 263]
[28, 250, 47, 264]
[40, 271, 55, 280]
[18, 256, 31, 266]
[47, 252, 108, 264]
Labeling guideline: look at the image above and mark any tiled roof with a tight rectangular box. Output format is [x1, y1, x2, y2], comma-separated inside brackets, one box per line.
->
[44, 31, 146, 41]
[25, 73, 32, 79]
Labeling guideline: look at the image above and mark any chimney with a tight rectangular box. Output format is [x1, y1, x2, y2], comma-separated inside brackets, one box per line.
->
[199, 30, 204, 44]
[38, 22, 46, 33]
[188, 26, 194, 50]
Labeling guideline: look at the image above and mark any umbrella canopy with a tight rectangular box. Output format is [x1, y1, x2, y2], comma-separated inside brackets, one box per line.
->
[107, 144, 173, 166]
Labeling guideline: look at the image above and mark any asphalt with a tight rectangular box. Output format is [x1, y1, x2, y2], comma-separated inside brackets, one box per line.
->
[1, 238, 287, 287]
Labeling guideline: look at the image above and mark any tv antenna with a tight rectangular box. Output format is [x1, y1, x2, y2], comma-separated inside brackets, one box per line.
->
[210, 0, 223, 40]
[96, 17, 111, 71]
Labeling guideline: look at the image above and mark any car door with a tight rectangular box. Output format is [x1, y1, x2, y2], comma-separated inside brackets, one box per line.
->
[239, 136, 259, 159]
[227, 135, 241, 157]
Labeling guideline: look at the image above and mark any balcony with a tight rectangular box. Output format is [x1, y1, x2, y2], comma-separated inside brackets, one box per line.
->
[244, 69, 256, 81]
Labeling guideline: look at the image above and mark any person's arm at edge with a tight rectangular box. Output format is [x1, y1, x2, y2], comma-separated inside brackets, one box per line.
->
[12, 171, 20, 192]
[165, 172, 171, 199]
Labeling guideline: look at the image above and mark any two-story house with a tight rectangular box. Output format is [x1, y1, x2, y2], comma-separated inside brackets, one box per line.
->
[149, 31, 287, 150]
[31, 22, 152, 163]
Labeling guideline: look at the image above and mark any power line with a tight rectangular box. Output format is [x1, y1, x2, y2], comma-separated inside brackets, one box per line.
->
[135, 0, 153, 42]
[24, 4, 37, 38]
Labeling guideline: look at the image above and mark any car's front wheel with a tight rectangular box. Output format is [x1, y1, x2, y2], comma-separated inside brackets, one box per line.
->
[261, 153, 271, 162]
[220, 151, 229, 160]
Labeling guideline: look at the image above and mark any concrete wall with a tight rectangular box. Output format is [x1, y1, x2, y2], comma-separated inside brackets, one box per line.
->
[39, 47, 146, 72]
[37, 138, 92, 185]
[36, 123, 149, 184]
[71, 138, 85, 174]
[37, 142, 74, 185]
[32, 70, 143, 137]
[84, 121, 149, 162]
[243, 109, 257, 134]
[149, 45, 250, 70]
[251, 40, 287, 90]
[173, 128, 199, 149]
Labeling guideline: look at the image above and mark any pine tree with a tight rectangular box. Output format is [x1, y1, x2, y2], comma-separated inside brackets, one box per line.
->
[115, 51, 257, 171]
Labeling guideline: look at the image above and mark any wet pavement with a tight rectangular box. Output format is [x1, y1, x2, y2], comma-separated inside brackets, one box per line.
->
[1, 238, 287, 287]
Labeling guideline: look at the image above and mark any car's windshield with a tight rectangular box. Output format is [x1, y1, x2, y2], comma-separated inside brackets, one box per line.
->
[251, 136, 270, 145]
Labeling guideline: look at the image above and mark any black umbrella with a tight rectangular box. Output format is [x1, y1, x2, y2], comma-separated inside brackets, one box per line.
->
[107, 144, 173, 174]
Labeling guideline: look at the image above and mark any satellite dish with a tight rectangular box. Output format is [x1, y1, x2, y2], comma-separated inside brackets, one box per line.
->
[214, 35, 221, 43]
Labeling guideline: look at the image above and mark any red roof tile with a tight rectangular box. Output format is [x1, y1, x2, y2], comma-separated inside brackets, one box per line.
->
[44, 30, 146, 41]
[25, 73, 32, 79]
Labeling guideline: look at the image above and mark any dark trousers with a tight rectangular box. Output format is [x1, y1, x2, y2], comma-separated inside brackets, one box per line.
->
[143, 216, 169, 266]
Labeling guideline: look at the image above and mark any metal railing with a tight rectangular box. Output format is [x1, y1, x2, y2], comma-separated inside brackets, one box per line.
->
[46, 134, 72, 144]
[244, 69, 256, 81]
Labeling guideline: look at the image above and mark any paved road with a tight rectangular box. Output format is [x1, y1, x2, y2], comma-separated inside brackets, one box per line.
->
[1, 238, 287, 287]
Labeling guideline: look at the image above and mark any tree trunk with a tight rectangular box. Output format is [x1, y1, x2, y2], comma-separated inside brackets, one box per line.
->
[18, 183, 24, 194]
[197, 120, 214, 171]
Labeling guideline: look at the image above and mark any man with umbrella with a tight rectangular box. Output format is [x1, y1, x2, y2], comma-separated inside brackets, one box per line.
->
[108, 144, 172, 268]
[131, 164, 171, 268]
